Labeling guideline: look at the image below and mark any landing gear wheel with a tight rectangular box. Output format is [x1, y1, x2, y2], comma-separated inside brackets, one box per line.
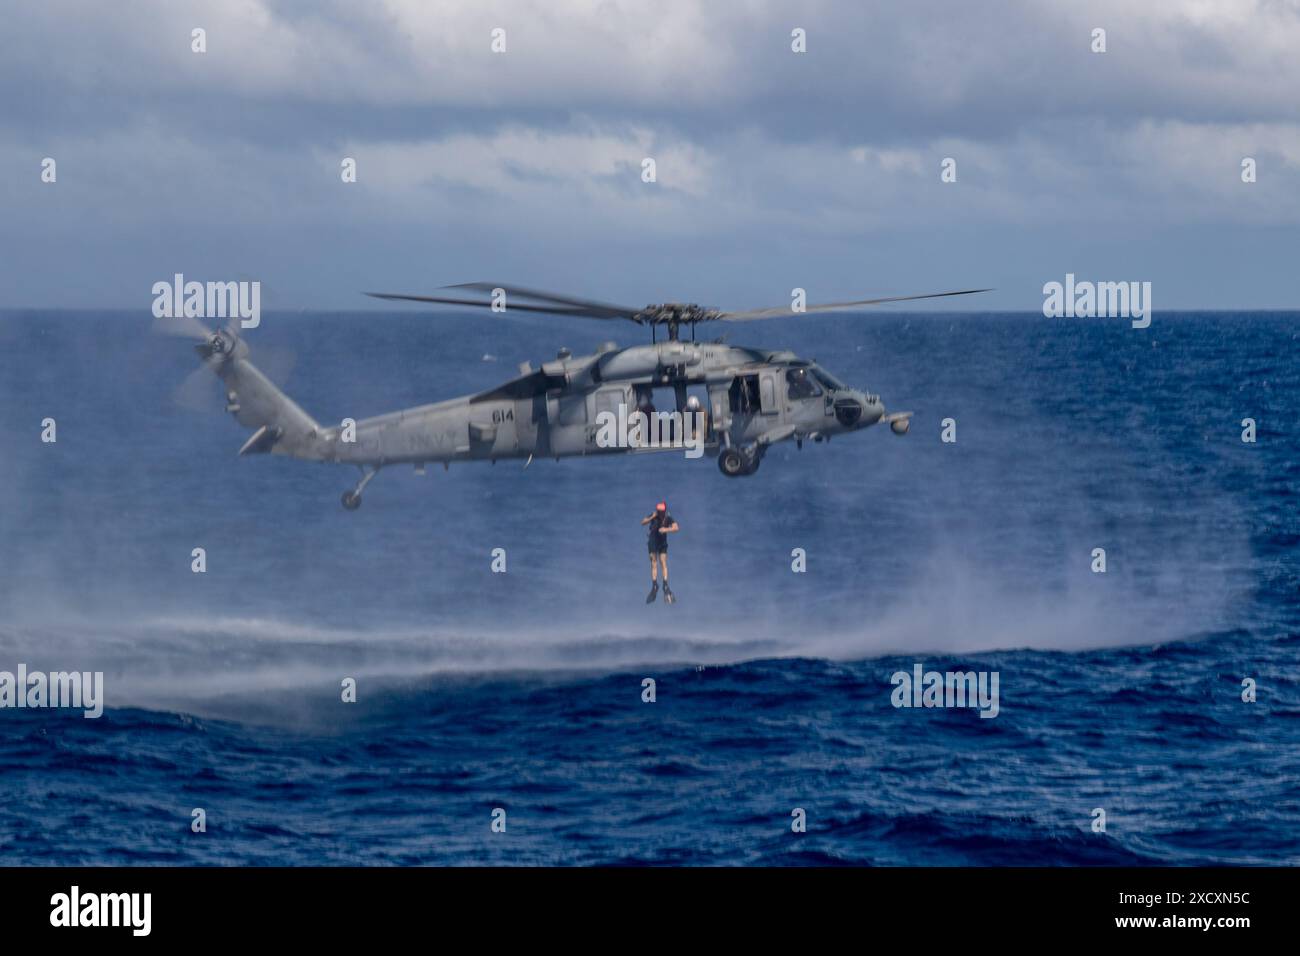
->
[341, 466, 380, 510]
[719, 448, 747, 477]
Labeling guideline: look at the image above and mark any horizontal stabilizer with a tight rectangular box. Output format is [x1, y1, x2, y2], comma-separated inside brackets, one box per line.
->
[238, 423, 282, 456]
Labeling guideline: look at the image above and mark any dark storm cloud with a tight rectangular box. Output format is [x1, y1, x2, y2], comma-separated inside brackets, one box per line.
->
[1, 1, 1298, 309]
[5, 1, 1299, 144]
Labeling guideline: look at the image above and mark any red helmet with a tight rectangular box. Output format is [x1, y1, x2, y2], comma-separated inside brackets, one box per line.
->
[656, 502, 667, 512]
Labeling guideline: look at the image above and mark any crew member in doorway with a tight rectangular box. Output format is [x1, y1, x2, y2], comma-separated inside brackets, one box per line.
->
[640, 501, 679, 603]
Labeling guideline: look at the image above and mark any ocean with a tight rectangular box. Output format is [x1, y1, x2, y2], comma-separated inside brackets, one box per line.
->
[0, 308, 1295, 865]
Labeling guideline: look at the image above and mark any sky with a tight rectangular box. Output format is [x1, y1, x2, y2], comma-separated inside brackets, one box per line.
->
[2, 0, 1299, 312]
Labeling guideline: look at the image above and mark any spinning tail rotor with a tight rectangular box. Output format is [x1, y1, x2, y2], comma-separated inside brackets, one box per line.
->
[153, 315, 319, 456]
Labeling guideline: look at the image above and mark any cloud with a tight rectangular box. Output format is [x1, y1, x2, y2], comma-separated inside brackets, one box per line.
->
[7, 1, 1300, 139]
[2, 1, 1299, 308]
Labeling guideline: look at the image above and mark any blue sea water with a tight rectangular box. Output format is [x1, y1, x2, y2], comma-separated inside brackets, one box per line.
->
[0, 308, 1296, 865]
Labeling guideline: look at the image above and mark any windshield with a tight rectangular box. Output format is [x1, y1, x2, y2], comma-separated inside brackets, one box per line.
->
[785, 367, 822, 399]
[811, 366, 846, 392]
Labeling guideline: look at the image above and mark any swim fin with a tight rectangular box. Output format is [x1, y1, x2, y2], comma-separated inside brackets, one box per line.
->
[645, 582, 659, 604]
[663, 584, 675, 605]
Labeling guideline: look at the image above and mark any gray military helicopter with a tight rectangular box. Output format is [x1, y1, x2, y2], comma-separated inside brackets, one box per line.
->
[166, 283, 988, 509]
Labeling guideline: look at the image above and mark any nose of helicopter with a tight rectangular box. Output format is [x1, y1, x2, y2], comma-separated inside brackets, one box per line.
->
[834, 389, 883, 429]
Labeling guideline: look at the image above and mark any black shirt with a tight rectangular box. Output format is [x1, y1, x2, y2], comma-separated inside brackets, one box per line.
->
[647, 512, 675, 542]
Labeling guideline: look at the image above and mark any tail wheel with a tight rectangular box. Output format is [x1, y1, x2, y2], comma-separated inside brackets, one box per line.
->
[341, 491, 362, 510]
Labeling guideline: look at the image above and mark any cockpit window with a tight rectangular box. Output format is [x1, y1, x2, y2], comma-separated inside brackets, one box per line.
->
[811, 367, 845, 392]
[786, 367, 823, 399]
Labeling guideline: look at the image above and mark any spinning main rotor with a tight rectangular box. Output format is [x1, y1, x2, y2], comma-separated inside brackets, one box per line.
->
[367, 282, 991, 341]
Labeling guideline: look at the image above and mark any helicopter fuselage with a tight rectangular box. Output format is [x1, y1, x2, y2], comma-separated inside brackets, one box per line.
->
[257, 340, 894, 472]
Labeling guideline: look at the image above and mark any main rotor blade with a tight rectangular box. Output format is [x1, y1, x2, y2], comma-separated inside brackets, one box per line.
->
[365, 291, 620, 319]
[717, 288, 994, 322]
[445, 282, 639, 319]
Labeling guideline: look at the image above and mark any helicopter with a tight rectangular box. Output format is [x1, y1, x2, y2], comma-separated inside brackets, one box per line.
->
[164, 283, 989, 509]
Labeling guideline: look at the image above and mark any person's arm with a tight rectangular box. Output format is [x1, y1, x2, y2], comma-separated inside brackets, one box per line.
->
[640, 515, 653, 526]
[662, 520, 679, 534]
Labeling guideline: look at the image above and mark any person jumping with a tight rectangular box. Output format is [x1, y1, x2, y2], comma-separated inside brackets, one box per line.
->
[640, 501, 679, 603]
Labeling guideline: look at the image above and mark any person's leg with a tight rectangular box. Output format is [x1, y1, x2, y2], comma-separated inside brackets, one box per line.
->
[659, 553, 669, 583]
[646, 552, 660, 602]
